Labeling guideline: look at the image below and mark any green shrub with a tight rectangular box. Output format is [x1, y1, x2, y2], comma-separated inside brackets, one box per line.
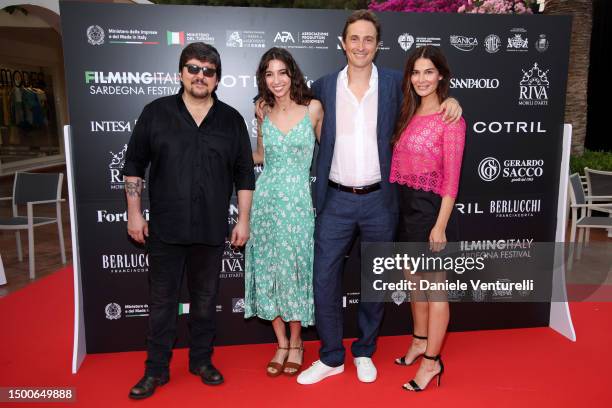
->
[570, 150, 612, 175]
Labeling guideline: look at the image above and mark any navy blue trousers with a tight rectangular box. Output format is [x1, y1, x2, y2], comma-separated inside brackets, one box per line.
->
[314, 187, 397, 367]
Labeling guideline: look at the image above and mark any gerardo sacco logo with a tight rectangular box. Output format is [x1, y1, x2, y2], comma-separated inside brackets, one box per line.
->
[450, 78, 500, 89]
[449, 35, 478, 51]
[87, 25, 105, 46]
[477, 157, 501, 181]
[484, 34, 501, 53]
[105, 303, 121, 320]
[519, 63, 549, 106]
[102, 253, 149, 273]
[478, 157, 544, 183]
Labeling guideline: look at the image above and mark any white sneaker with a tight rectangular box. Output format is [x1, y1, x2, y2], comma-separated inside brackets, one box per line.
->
[354, 357, 377, 383]
[297, 360, 344, 385]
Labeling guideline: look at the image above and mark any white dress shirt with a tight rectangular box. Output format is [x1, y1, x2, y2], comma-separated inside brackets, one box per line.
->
[329, 64, 381, 187]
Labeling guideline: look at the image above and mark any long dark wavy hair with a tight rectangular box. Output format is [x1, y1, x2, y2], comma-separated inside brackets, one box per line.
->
[391, 45, 451, 145]
[256, 47, 312, 108]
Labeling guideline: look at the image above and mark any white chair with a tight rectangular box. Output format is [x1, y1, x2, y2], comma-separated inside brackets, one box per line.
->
[0, 172, 66, 279]
[584, 167, 612, 241]
[567, 173, 612, 244]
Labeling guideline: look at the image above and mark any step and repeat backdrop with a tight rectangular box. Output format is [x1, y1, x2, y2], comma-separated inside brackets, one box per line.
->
[60, 2, 571, 353]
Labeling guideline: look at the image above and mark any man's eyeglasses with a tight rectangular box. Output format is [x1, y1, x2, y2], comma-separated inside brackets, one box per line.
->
[184, 64, 217, 77]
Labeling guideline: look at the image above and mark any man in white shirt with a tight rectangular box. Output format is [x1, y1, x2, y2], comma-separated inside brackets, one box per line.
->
[297, 10, 461, 385]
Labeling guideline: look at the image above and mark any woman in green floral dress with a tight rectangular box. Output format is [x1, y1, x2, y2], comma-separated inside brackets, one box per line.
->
[245, 47, 323, 377]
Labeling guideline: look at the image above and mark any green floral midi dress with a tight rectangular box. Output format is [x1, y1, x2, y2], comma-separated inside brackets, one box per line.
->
[244, 110, 315, 327]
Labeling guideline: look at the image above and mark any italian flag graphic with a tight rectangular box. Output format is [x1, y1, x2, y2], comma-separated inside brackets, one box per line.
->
[179, 303, 190, 315]
[167, 31, 185, 45]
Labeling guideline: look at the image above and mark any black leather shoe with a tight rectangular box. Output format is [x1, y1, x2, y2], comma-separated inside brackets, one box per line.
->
[128, 374, 169, 399]
[190, 364, 224, 385]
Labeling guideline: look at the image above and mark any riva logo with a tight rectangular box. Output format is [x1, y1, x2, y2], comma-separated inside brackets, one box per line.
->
[519, 63, 549, 106]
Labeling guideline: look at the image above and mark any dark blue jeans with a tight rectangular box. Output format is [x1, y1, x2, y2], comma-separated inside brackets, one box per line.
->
[314, 187, 397, 367]
[144, 234, 223, 377]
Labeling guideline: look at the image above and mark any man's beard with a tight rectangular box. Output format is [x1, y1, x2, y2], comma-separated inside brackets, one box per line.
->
[187, 80, 211, 99]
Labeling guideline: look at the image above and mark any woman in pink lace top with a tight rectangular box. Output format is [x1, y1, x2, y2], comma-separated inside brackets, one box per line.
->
[390, 45, 465, 392]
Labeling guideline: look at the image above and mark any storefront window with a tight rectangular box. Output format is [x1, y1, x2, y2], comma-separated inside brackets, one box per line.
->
[0, 65, 61, 170]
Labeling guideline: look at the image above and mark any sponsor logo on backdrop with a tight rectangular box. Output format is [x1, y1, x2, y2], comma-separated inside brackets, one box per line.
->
[507, 28, 528, 52]
[221, 235, 245, 279]
[84, 71, 180, 96]
[398, 33, 414, 51]
[519, 63, 549, 106]
[455, 202, 484, 215]
[473, 121, 546, 134]
[391, 290, 406, 305]
[125, 304, 149, 317]
[178, 303, 222, 314]
[226, 30, 266, 48]
[109, 144, 127, 190]
[167, 31, 214, 46]
[478, 158, 544, 183]
[342, 292, 360, 308]
[105, 303, 121, 320]
[489, 199, 542, 218]
[232, 298, 245, 313]
[91, 120, 133, 133]
[478, 157, 501, 181]
[227, 203, 239, 226]
[87, 25, 105, 45]
[449, 35, 478, 51]
[460, 239, 534, 260]
[102, 253, 149, 273]
[456, 201, 542, 219]
[398, 34, 441, 51]
[484, 34, 501, 53]
[450, 78, 500, 89]
[220, 74, 257, 89]
[535, 34, 549, 52]
[89, 27, 160, 45]
[377, 40, 391, 51]
[273, 31, 330, 50]
[274, 31, 295, 43]
[97, 209, 149, 223]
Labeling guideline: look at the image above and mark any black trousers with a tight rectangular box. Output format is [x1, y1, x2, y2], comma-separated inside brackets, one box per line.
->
[144, 234, 223, 377]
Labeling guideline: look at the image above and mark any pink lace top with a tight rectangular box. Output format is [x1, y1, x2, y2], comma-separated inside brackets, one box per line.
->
[390, 113, 466, 199]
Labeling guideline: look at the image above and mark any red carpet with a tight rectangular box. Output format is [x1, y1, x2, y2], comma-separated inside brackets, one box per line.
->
[1, 267, 612, 407]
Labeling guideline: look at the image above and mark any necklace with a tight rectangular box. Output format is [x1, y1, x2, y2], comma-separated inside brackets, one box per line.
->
[278, 100, 292, 112]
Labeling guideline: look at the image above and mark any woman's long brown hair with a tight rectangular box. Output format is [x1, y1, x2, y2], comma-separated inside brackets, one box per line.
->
[391, 45, 452, 145]
[256, 47, 312, 108]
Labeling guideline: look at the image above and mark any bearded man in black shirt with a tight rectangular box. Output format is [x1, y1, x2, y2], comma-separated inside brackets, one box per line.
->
[123, 42, 255, 399]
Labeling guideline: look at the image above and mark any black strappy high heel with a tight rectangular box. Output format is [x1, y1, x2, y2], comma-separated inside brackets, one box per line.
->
[394, 334, 427, 366]
[402, 354, 444, 392]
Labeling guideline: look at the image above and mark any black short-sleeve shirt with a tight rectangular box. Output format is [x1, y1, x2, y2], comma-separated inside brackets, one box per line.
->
[122, 91, 255, 245]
